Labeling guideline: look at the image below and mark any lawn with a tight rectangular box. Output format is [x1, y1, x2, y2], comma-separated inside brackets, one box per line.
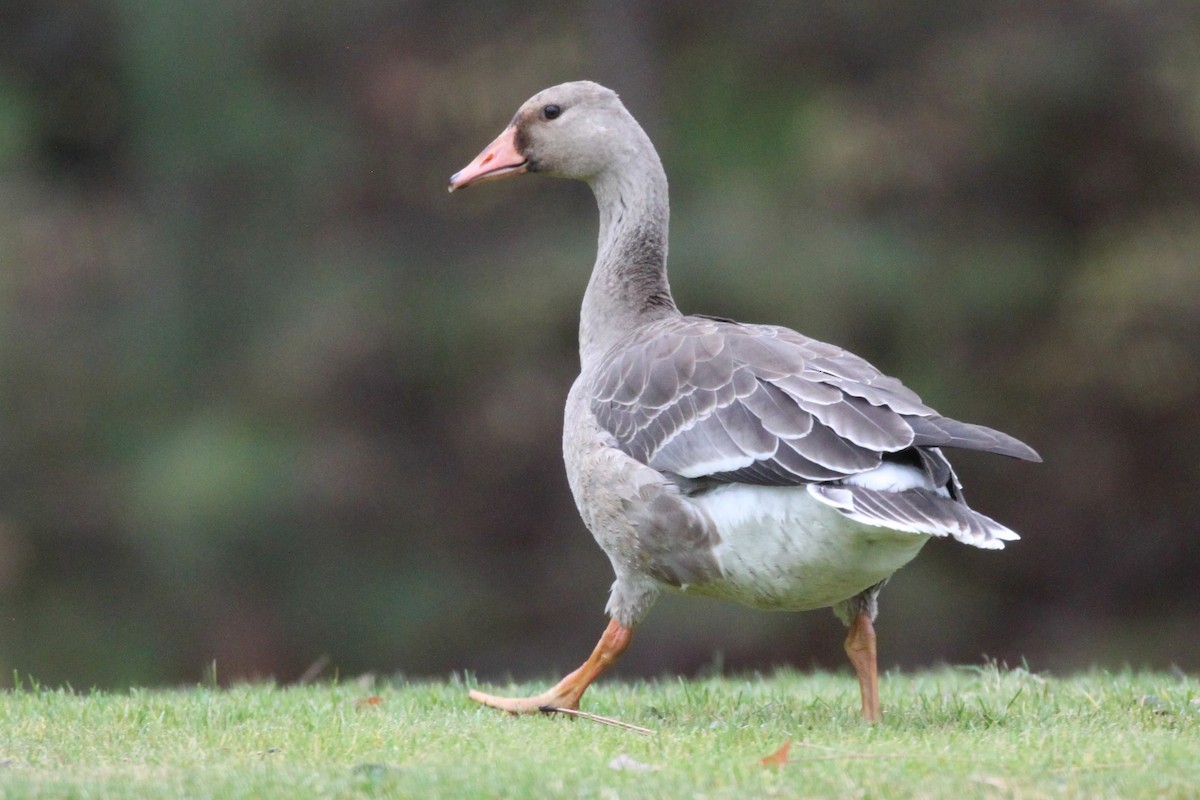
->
[1, 665, 1196, 798]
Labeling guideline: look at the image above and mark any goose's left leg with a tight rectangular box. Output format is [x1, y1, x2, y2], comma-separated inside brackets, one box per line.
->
[844, 610, 881, 723]
[836, 585, 884, 723]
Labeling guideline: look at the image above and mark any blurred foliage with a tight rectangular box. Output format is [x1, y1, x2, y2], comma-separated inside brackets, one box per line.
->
[0, 0, 1197, 688]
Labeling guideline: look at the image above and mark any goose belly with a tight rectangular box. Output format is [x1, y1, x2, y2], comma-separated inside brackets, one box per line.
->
[686, 484, 929, 611]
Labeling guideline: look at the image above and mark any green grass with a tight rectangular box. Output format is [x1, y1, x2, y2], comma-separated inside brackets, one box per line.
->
[1, 666, 1197, 798]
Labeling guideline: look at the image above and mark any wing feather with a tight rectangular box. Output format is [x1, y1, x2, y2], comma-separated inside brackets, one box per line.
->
[589, 315, 1038, 496]
[741, 380, 813, 438]
[909, 415, 1042, 462]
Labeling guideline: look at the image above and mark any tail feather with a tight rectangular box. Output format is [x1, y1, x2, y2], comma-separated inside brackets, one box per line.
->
[807, 483, 1021, 550]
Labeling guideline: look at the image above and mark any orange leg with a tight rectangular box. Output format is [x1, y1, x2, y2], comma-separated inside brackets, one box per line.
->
[844, 611, 881, 723]
[469, 618, 633, 714]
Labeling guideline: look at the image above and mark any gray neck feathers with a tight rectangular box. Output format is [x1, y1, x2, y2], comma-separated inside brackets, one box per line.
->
[579, 129, 677, 367]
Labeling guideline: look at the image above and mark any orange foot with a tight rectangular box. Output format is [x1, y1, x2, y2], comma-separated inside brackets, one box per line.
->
[468, 686, 578, 714]
[469, 619, 632, 715]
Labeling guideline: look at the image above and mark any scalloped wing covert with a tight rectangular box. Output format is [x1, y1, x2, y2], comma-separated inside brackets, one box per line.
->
[590, 316, 1038, 487]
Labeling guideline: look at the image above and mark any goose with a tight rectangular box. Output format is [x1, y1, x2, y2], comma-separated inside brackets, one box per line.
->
[448, 81, 1039, 722]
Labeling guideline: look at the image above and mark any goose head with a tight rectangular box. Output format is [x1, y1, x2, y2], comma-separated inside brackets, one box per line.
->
[449, 81, 645, 191]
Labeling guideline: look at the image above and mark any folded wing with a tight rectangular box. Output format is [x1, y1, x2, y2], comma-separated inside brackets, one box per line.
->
[591, 316, 1038, 488]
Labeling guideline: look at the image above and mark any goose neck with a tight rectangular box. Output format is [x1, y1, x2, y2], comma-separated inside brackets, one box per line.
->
[579, 161, 677, 366]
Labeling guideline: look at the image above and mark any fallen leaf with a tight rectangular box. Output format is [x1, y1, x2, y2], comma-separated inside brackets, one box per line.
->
[608, 754, 660, 772]
[759, 740, 791, 767]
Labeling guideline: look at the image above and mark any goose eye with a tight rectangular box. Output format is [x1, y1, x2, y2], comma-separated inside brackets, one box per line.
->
[542, 104, 562, 121]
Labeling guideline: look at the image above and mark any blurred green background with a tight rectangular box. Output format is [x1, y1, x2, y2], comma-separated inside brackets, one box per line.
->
[1, 1, 1197, 689]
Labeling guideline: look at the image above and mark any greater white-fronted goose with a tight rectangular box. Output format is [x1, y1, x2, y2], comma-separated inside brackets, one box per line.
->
[449, 81, 1039, 722]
